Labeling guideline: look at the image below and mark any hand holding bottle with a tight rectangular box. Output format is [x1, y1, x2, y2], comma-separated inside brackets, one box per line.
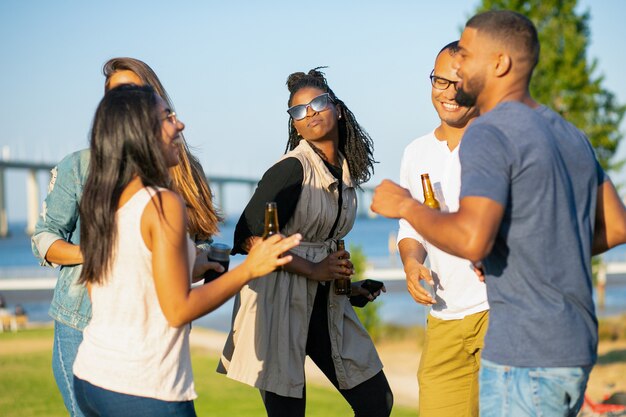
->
[334, 240, 351, 295]
[308, 250, 354, 282]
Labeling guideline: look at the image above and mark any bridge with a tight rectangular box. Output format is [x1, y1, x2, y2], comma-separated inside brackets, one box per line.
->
[0, 159, 375, 237]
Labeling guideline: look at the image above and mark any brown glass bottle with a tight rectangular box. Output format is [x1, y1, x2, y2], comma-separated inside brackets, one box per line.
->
[262, 202, 280, 239]
[334, 239, 351, 295]
[262, 202, 282, 270]
[420, 173, 441, 210]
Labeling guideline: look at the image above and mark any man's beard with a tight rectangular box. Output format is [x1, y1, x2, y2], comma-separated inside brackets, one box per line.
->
[455, 87, 477, 107]
[455, 74, 484, 108]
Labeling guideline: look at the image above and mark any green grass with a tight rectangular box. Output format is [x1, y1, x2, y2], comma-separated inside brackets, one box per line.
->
[0, 346, 63, 416]
[0, 328, 417, 416]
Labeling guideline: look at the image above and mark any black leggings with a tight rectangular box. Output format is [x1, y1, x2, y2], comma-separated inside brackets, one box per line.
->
[260, 284, 393, 417]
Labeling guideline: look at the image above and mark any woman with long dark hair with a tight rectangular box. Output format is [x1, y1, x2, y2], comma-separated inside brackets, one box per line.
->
[72, 85, 300, 417]
[31, 57, 222, 417]
[219, 68, 393, 417]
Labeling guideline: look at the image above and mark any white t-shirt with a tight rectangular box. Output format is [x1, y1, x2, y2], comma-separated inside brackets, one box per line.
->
[74, 188, 197, 401]
[397, 131, 489, 320]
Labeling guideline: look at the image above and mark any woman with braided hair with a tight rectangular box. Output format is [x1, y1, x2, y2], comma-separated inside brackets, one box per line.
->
[218, 68, 393, 417]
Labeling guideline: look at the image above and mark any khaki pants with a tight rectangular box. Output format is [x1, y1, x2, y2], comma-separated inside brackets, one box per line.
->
[418, 310, 489, 417]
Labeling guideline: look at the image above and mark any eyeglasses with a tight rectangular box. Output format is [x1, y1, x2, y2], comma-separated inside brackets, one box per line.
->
[287, 93, 333, 121]
[429, 70, 459, 91]
[162, 111, 178, 124]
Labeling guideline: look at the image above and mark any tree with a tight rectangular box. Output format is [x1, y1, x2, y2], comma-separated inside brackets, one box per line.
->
[475, 0, 625, 172]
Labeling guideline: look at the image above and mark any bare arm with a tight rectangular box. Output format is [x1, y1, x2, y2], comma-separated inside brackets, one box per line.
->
[371, 179, 504, 263]
[398, 238, 435, 305]
[45, 240, 83, 265]
[243, 236, 353, 282]
[593, 179, 626, 255]
[145, 191, 301, 327]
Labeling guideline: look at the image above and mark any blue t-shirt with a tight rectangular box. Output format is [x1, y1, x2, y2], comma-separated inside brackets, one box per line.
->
[459, 102, 605, 367]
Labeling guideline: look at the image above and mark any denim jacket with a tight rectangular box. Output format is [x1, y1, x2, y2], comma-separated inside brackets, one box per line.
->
[31, 149, 91, 330]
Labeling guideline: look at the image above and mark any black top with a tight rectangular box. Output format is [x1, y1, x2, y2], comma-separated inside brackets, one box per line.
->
[233, 155, 343, 254]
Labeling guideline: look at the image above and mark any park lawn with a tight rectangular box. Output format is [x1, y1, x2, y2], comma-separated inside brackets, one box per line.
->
[0, 328, 417, 416]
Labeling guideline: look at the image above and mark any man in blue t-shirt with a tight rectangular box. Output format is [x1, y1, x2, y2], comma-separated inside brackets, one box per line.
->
[371, 9, 626, 417]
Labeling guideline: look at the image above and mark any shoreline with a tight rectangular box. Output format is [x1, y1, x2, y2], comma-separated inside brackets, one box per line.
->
[3, 274, 626, 329]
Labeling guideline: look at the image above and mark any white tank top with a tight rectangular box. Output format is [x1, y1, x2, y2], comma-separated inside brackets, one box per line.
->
[73, 187, 197, 401]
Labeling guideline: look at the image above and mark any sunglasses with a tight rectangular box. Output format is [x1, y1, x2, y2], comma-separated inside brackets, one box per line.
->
[287, 93, 333, 121]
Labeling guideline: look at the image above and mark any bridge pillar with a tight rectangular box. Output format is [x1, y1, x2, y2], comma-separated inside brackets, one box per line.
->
[217, 182, 225, 216]
[0, 167, 7, 237]
[25, 169, 39, 235]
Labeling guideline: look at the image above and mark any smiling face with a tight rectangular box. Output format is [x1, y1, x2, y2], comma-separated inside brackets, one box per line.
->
[431, 50, 478, 128]
[454, 27, 489, 109]
[156, 96, 184, 167]
[290, 86, 339, 142]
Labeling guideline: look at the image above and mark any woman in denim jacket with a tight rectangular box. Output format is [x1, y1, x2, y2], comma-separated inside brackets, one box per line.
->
[31, 57, 222, 417]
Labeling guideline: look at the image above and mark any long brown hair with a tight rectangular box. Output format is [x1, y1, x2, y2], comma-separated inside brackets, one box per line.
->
[103, 57, 222, 239]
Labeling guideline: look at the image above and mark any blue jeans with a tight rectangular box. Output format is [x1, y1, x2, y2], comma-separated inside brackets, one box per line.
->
[73, 376, 197, 417]
[479, 359, 591, 417]
[52, 320, 85, 417]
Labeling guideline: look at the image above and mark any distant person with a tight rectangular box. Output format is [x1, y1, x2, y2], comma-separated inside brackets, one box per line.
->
[0, 293, 8, 317]
[31, 57, 222, 417]
[70, 84, 300, 416]
[0, 293, 11, 331]
[13, 304, 28, 329]
[218, 68, 393, 417]
[14, 304, 26, 317]
[396, 41, 487, 417]
[371, 10, 626, 417]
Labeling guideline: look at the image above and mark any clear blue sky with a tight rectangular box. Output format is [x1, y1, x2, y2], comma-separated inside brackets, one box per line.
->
[1, 0, 624, 220]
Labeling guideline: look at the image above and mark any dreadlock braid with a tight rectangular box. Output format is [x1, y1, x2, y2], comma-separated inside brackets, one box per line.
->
[285, 67, 376, 185]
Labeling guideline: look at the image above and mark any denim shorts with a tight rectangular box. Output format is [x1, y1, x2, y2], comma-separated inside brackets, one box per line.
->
[479, 359, 591, 417]
[74, 376, 197, 417]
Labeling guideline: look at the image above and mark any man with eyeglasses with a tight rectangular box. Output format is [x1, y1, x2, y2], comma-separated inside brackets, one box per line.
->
[396, 40, 487, 417]
[374, 10, 626, 416]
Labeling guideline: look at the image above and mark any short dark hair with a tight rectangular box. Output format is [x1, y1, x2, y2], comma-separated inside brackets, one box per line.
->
[466, 10, 539, 72]
[437, 41, 460, 58]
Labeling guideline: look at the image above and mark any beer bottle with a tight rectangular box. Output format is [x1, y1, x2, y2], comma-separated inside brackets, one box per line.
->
[263, 202, 280, 239]
[420, 173, 441, 210]
[334, 239, 351, 295]
[262, 202, 283, 270]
